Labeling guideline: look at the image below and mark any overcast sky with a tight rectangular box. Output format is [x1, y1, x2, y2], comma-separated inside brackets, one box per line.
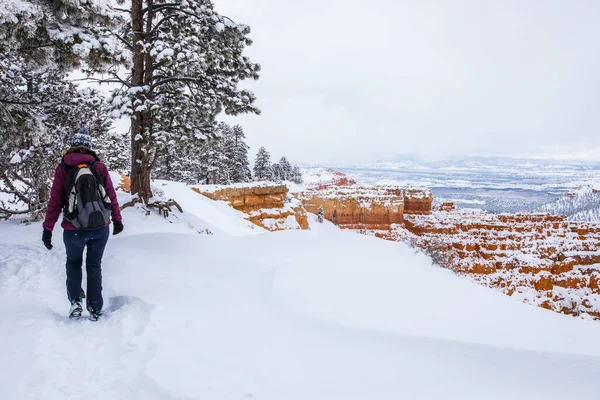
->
[215, 0, 600, 165]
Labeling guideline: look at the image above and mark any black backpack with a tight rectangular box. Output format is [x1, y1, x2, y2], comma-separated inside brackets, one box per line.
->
[61, 161, 112, 230]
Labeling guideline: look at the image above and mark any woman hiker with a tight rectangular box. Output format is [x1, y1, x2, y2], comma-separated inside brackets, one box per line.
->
[42, 128, 124, 320]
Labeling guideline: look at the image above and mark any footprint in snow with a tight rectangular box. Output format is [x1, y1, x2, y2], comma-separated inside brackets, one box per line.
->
[51, 295, 154, 328]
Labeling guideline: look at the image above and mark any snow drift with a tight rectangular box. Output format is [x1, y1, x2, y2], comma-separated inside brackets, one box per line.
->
[1, 181, 600, 399]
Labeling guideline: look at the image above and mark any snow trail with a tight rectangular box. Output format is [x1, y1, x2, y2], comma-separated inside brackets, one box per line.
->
[1, 214, 600, 399]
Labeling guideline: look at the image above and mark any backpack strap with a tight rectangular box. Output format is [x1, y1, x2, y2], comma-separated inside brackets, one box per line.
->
[86, 161, 106, 190]
[62, 163, 79, 210]
[87, 161, 110, 203]
[87, 160, 100, 179]
[61, 160, 100, 178]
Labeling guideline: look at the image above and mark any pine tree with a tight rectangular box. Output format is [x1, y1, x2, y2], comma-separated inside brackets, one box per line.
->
[219, 123, 251, 183]
[291, 166, 304, 184]
[0, 1, 124, 221]
[199, 137, 228, 184]
[152, 124, 207, 184]
[318, 205, 324, 223]
[228, 125, 251, 183]
[0, 72, 111, 220]
[109, 0, 261, 203]
[154, 121, 253, 185]
[154, 141, 200, 184]
[0, 53, 47, 148]
[253, 147, 272, 180]
[96, 129, 131, 174]
[0, 1, 125, 74]
[271, 163, 282, 182]
[279, 157, 292, 181]
[219, 122, 234, 168]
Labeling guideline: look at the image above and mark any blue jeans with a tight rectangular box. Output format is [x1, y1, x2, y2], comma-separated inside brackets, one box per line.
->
[63, 226, 109, 312]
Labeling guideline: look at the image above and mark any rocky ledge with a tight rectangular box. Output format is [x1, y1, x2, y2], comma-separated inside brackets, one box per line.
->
[299, 171, 600, 320]
[193, 184, 309, 231]
[299, 185, 432, 230]
[381, 208, 600, 320]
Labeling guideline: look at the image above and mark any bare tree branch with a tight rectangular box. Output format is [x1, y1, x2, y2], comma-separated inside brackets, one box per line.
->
[18, 43, 55, 52]
[144, 3, 183, 15]
[110, 32, 133, 50]
[69, 77, 130, 87]
[150, 76, 201, 90]
[150, 13, 179, 35]
[0, 170, 30, 204]
[0, 205, 31, 219]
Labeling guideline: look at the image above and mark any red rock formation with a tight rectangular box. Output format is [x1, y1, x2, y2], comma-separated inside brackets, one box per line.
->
[381, 208, 600, 320]
[300, 186, 412, 230]
[193, 184, 309, 231]
[295, 169, 600, 320]
[194, 185, 288, 211]
[403, 189, 433, 215]
[118, 174, 131, 193]
[438, 202, 456, 212]
[312, 169, 357, 190]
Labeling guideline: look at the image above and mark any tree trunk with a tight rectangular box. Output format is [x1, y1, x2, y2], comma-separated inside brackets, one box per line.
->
[130, 0, 152, 203]
[31, 173, 50, 220]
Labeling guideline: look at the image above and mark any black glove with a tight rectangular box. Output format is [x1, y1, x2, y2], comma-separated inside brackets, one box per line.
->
[113, 220, 124, 235]
[42, 229, 53, 250]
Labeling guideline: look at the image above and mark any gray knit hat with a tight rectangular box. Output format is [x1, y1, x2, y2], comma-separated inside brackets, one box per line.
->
[71, 128, 92, 148]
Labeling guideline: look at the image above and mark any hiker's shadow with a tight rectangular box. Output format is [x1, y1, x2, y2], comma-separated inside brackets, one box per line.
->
[106, 295, 150, 313]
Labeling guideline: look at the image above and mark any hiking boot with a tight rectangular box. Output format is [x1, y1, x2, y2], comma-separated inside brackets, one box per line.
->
[87, 305, 103, 321]
[69, 299, 83, 319]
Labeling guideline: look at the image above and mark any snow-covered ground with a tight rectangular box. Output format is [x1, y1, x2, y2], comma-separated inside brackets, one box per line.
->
[2, 180, 600, 399]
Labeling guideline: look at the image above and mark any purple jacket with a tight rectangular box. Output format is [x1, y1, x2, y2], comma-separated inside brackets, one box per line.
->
[43, 153, 122, 231]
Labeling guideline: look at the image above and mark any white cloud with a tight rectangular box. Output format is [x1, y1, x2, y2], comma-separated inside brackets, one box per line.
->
[216, 0, 600, 164]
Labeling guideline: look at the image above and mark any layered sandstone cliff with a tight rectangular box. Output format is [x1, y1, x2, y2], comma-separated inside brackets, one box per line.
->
[300, 173, 600, 320]
[300, 186, 404, 230]
[193, 184, 309, 231]
[299, 186, 432, 230]
[383, 209, 600, 320]
[403, 188, 433, 215]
